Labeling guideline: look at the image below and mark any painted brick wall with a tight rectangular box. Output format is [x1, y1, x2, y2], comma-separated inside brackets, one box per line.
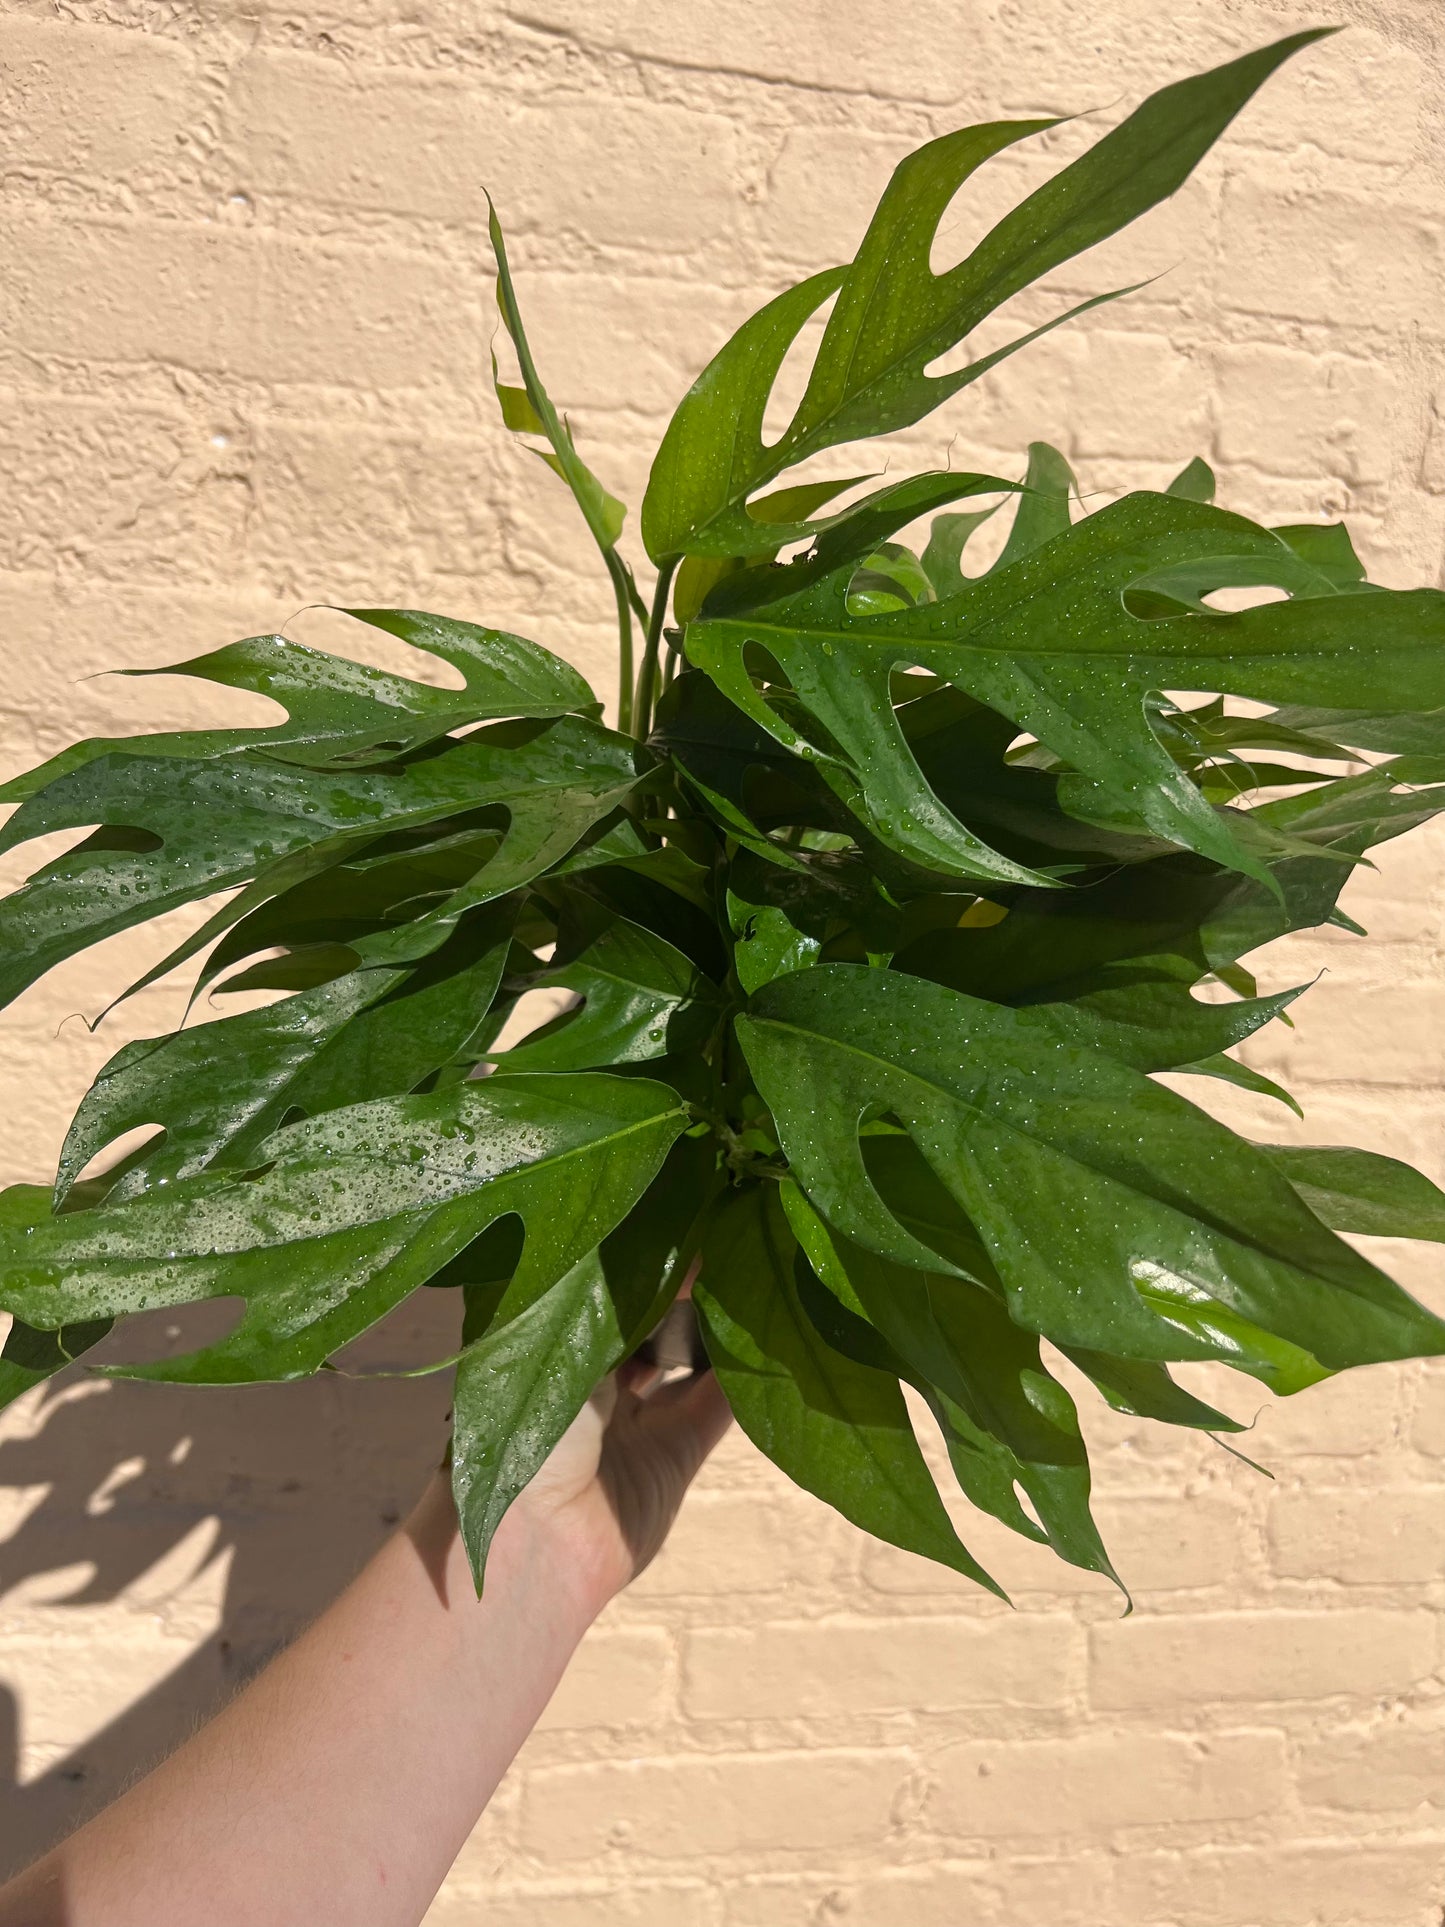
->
[1, 1, 1444, 1920]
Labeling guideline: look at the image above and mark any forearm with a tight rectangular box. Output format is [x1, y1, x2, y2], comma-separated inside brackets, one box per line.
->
[1, 1475, 604, 1927]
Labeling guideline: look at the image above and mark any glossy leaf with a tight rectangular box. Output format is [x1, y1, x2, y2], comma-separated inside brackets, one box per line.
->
[783, 1179, 1120, 1586]
[687, 492, 1445, 889]
[0, 1076, 686, 1395]
[0, 716, 644, 1011]
[0, 1303, 112, 1415]
[498, 907, 719, 1072]
[695, 1184, 1004, 1593]
[451, 1124, 710, 1587]
[56, 905, 518, 1203]
[738, 965, 1445, 1377]
[1265, 1144, 1445, 1242]
[0, 610, 596, 799]
[488, 200, 627, 555]
[643, 31, 1325, 560]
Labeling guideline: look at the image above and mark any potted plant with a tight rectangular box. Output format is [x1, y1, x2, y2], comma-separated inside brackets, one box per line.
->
[1, 25, 1442, 1602]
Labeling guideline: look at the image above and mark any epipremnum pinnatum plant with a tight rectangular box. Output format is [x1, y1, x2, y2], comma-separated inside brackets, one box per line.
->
[3, 27, 1445, 1600]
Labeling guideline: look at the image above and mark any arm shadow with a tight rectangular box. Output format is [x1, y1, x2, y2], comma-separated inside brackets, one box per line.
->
[0, 1288, 461, 1877]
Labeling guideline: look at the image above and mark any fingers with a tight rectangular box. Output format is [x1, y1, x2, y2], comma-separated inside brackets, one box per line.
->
[614, 1355, 664, 1400]
[638, 1366, 733, 1474]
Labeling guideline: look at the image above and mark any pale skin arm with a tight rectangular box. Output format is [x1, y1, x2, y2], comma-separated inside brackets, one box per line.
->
[0, 1358, 731, 1927]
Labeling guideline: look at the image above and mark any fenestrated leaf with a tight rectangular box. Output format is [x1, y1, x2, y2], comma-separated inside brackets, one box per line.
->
[650, 669, 844, 868]
[783, 1234, 1044, 1539]
[497, 906, 719, 1072]
[687, 492, 1445, 891]
[1153, 697, 1359, 774]
[0, 1075, 687, 1396]
[642, 267, 846, 562]
[736, 965, 1445, 1379]
[671, 476, 875, 625]
[892, 759, 1445, 1016]
[0, 715, 645, 1011]
[899, 681, 1176, 872]
[1018, 969, 1305, 1073]
[1198, 763, 1445, 967]
[988, 441, 1076, 575]
[55, 904, 518, 1205]
[451, 1127, 718, 1587]
[1272, 522, 1371, 591]
[782, 1179, 1120, 1587]
[704, 471, 1018, 615]
[0, 27, 1440, 1613]
[642, 31, 1326, 561]
[1268, 702, 1445, 757]
[0, 611, 596, 799]
[1263, 1144, 1445, 1242]
[920, 503, 1001, 596]
[191, 836, 518, 996]
[694, 1183, 1004, 1594]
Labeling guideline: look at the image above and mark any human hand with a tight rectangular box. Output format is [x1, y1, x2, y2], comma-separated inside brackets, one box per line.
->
[513, 1302, 732, 1607]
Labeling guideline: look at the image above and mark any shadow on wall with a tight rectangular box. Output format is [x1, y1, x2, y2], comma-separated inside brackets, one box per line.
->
[0, 1289, 461, 1876]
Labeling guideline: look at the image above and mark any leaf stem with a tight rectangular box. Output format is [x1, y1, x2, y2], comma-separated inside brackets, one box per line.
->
[606, 549, 637, 734]
[634, 557, 679, 741]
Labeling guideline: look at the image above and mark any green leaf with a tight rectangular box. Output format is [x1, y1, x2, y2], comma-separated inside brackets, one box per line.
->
[0, 715, 645, 1011]
[671, 476, 875, 625]
[725, 847, 896, 995]
[1264, 1144, 1445, 1242]
[0, 1075, 686, 1396]
[1272, 522, 1370, 590]
[1181, 1052, 1304, 1118]
[782, 1180, 1120, 1586]
[497, 907, 719, 1072]
[989, 442, 1076, 574]
[56, 904, 518, 1204]
[0, 610, 596, 799]
[642, 267, 846, 561]
[694, 1184, 1004, 1594]
[452, 1127, 718, 1588]
[0, 1263, 112, 1416]
[494, 380, 547, 436]
[736, 965, 1445, 1377]
[192, 836, 519, 995]
[717, 471, 1018, 613]
[488, 199, 628, 554]
[0, 25, 1439, 1611]
[727, 885, 823, 995]
[1165, 456, 1216, 503]
[643, 30, 1326, 560]
[900, 683, 1177, 872]
[650, 669, 843, 866]
[1026, 969, 1304, 1073]
[687, 493, 1445, 890]
[920, 504, 1002, 596]
[1059, 1345, 1243, 1433]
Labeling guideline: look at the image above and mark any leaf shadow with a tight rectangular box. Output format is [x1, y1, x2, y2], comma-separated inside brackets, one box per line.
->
[0, 1289, 460, 1877]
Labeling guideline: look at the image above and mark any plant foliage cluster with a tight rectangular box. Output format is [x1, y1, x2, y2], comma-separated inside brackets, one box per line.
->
[3, 29, 1445, 1595]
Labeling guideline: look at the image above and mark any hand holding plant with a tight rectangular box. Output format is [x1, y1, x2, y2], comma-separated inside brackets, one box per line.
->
[2, 27, 1444, 1602]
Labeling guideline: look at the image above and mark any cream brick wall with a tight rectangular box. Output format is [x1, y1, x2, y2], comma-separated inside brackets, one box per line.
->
[1, 1, 1445, 1919]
